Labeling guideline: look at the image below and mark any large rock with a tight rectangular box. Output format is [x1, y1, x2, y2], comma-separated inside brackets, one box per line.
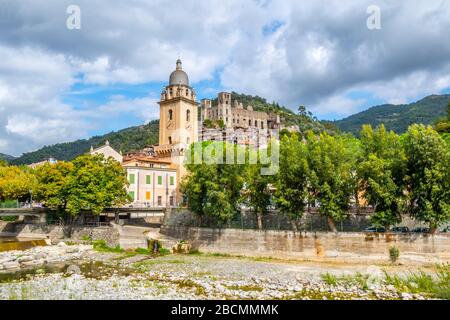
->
[3, 261, 20, 270]
[21, 259, 44, 267]
[17, 255, 34, 263]
[65, 246, 79, 253]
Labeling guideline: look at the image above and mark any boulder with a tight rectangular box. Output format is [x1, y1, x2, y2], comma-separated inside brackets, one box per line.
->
[17, 255, 34, 263]
[172, 242, 192, 254]
[65, 246, 79, 253]
[21, 259, 44, 267]
[3, 261, 20, 270]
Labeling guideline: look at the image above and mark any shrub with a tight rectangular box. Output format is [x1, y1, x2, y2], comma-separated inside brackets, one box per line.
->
[389, 246, 400, 263]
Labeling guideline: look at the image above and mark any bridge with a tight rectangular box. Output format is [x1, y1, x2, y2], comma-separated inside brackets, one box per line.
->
[0, 207, 167, 222]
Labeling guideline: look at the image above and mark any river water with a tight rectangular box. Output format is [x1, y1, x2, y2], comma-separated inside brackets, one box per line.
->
[0, 237, 47, 252]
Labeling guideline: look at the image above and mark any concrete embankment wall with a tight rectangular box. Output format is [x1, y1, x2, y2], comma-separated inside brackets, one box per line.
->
[0, 222, 120, 247]
[160, 225, 450, 264]
[164, 208, 428, 232]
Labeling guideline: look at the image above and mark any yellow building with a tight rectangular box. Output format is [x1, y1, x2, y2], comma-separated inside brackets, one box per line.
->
[89, 143, 178, 207]
[122, 156, 177, 208]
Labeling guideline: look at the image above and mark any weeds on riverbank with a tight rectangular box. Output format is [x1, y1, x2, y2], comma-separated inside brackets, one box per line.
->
[320, 264, 450, 299]
[321, 272, 370, 290]
[92, 240, 124, 253]
[384, 264, 450, 299]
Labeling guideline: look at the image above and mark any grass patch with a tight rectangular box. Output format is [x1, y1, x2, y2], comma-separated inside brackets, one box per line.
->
[92, 240, 124, 253]
[135, 247, 151, 255]
[159, 247, 171, 255]
[81, 235, 92, 241]
[321, 273, 338, 286]
[174, 279, 206, 296]
[225, 284, 264, 292]
[188, 249, 202, 255]
[320, 272, 369, 290]
[383, 264, 450, 299]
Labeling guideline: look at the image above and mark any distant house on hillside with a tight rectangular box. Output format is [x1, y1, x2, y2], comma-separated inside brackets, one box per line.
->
[28, 157, 57, 169]
[89, 140, 123, 163]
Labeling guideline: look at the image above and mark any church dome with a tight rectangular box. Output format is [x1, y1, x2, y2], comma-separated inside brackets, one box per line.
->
[169, 59, 189, 86]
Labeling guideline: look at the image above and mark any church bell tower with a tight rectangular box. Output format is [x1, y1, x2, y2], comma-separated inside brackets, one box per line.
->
[158, 59, 198, 148]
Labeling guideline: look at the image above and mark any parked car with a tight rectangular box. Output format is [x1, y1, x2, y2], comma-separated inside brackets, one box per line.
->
[391, 226, 410, 233]
[439, 225, 450, 233]
[411, 227, 430, 233]
[364, 226, 386, 233]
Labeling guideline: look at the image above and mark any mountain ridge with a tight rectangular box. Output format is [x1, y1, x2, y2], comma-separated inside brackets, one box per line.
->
[0, 153, 15, 162]
[333, 94, 450, 135]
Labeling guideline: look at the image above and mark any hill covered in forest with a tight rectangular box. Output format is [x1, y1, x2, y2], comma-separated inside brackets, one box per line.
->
[11, 120, 159, 165]
[333, 94, 450, 135]
[0, 153, 15, 163]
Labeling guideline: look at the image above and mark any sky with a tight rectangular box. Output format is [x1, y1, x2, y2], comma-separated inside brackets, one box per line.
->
[1, 0, 450, 156]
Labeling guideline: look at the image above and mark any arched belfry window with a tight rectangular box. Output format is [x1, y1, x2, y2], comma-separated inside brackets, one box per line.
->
[168, 136, 172, 144]
[186, 109, 191, 122]
[168, 109, 173, 120]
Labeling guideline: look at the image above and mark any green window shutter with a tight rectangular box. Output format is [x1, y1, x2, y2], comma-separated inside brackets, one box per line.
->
[158, 176, 162, 185]
[170, 176, 174, 186]
[129, 174, 135, 184]
[146, 175, 151, 184]
[128, 191, 135, 200]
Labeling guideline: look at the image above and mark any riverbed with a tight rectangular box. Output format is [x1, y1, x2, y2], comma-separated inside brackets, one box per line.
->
[0, 243, 448, 300]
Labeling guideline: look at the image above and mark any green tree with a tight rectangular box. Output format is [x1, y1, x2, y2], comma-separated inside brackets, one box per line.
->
[0, 165, 37, 202]
[35, 154, 130, 222]
[243, 148, 274, 230]
[181, 142, 246, 223]
[306, 131, 355, 232]
[34, 161, 74, 210]
[358, 125, 406, 229]
[403, 124, 450, 233]
[274, 133, 309, 231]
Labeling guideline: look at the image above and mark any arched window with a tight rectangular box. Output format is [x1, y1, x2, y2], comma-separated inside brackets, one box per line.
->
[187, 137, 190, 144]
[168, 109, 173, 120]
[186, 109, 191, 122]
[248, 119, 251, 126]
[168, 136, 172, 144]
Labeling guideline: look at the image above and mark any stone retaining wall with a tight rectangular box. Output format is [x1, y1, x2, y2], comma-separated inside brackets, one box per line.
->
[160, 225, 450, 264]
[0, 223, 120, 247]
[164, 208, 425, 232]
